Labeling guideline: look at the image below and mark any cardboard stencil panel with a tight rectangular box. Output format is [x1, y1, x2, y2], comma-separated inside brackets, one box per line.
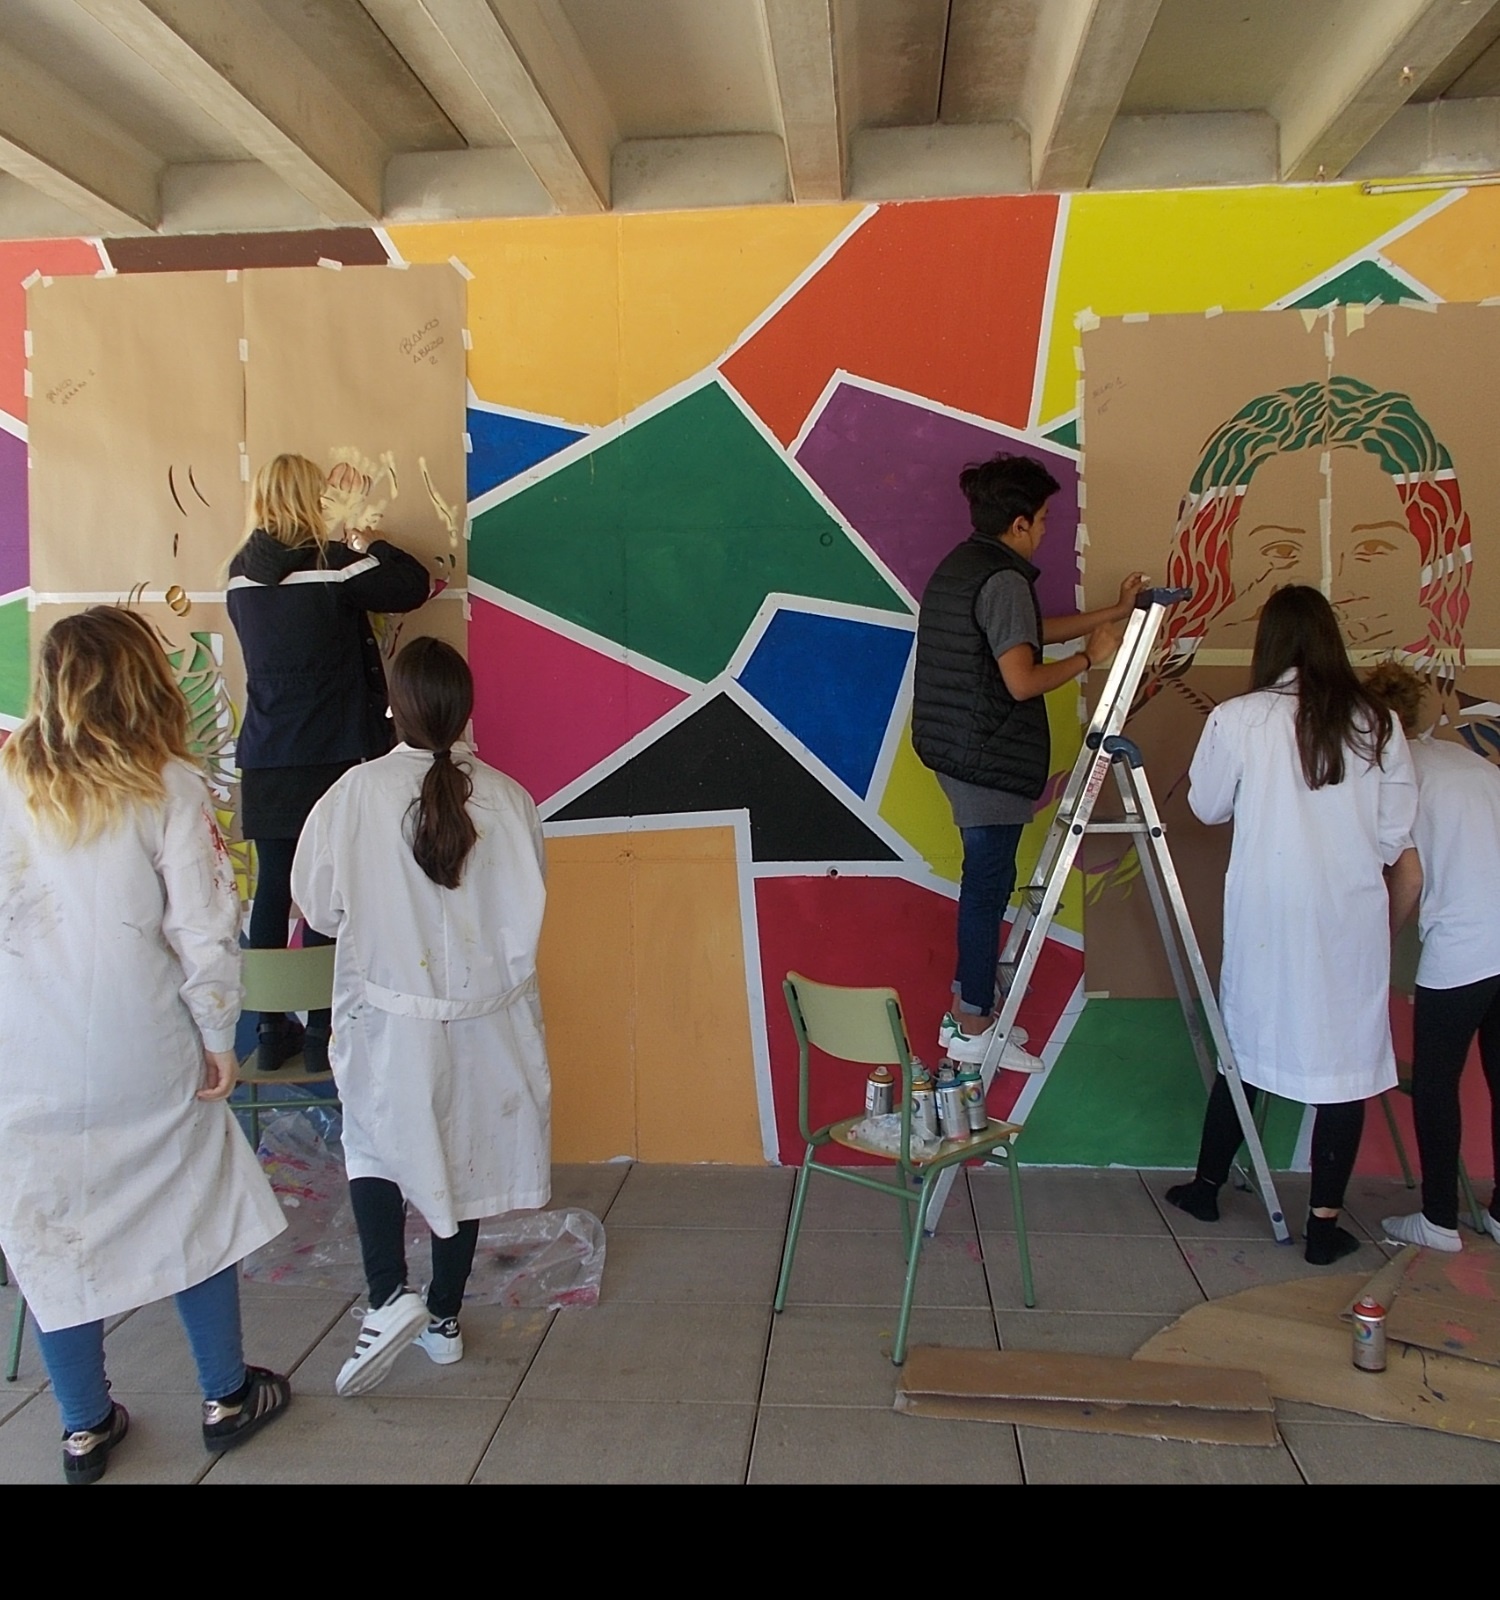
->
[242, 265, 468, 593]
[27, 273, 246, 595]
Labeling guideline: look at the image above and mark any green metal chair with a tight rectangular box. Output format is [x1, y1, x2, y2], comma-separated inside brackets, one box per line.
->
[773, 971, 1034, 1366]
[2, 1251, 24, 1384]
[236, 946, 341, 1148]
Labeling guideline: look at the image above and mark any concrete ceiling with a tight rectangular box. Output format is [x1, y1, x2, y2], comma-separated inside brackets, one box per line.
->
[3, 0, 1500, 240]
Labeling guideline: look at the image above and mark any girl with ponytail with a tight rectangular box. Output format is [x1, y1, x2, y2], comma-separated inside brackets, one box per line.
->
[291, 637, 551, 1395]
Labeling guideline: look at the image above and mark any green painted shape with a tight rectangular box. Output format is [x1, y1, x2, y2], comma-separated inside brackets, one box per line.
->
[1042, 417, 1078, 451]
[0, 598, 28, 720]
[1019, 999, 1302, 1168]
[1292, 259, 1423, 309]
[469, 382, 907, 682]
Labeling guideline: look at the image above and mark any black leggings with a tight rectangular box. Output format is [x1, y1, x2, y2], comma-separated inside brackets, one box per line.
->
[1195, 1075, 1366, 1213]
[1413, 975, 1500, 1230]
[348, 1177, 480, 1321]
[248, 836, 334, 1037]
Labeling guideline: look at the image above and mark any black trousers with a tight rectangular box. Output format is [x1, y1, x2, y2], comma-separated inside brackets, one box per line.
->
[1413, 975, 1500, 1230]
[247, 836, 334, 1038]
[1195, 1075, 1366, 1213]
[348, 1177, 480, 1321]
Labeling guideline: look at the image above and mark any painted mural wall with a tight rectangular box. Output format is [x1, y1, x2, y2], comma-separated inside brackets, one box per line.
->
[3, 183, 1497, 1178]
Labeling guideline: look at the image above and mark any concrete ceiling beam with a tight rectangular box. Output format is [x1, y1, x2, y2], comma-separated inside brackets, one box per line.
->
[1276, 0, 1500, 182]
[75, 0, 388, 223]
[760, 0, 845, 202]
[362, 0, 613, 213]
[0, 36, 162, 233]
[1020, 0, 1164, 192]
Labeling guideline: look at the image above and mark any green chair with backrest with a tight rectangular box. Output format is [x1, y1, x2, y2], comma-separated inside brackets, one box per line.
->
[773, 971, 1034, 1366]
[237, 945, 341, 1148]
[3, 1250, 23, 1384]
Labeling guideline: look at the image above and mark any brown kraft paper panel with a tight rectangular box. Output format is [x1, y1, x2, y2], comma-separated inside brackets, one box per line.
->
[242, 265, 468, 602]
[27, 273, 246, 597]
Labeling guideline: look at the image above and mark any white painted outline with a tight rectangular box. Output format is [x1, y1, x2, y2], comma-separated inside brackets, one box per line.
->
[723, 588, 915, 680]
[0, 712, 19, 733]
[29, 586, 468, 610]
[1029, 193, 1071, 433]
[715, 204, 878, 369]
[0, 587, 27, 608]
[0, 410, 24, 444]
[372, 227, 405, 266]
[541, 805, 778, 1162]
[465, 381, 593, 436]
[466, 575, 701, 696]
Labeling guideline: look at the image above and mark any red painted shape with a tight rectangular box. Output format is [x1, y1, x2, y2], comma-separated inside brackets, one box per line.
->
[1357, 994, 1496, 1184]
[755, 874, 1083, 1166]
[468, 594, 687, 806]
[720, 196, 1060, 446]
[0, 239, 104, 423]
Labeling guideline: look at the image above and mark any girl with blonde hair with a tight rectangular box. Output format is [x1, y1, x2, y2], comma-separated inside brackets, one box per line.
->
[0, 607, 291, 1484]
[228, 453, 431, 1073]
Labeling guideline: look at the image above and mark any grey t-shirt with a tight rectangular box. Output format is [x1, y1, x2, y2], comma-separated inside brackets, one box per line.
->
[934, 570, 1040, 828]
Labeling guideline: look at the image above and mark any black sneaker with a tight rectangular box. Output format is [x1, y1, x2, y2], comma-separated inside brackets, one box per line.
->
[256, 1016, 305, 1074]
[62, 1401, 129, 1486]
[201, 1366, 291, 1454]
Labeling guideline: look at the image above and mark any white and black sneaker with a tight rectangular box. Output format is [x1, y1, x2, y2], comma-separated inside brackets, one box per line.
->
[201, 1367, 291, 1453]
[415, 1316, 464, 1366]
[335, 1290, 430, 1397]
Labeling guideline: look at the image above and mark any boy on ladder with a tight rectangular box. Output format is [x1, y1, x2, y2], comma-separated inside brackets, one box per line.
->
[912, 453, 1143, 1069]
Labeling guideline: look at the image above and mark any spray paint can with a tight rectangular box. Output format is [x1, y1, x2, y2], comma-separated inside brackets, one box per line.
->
[1352, 1295, 1387, 1372]
[935, 1065, 966, 1141]
[909, 1062, 938, 1142]
[865, 1065, 894, 1117]
[959, 1065, 989, 1132]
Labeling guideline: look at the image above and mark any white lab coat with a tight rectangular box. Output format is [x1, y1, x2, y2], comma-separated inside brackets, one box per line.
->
[1188, 675, 1417, 1104]
[291, 745, 550, 1238]
[0, 759, 286, 1333]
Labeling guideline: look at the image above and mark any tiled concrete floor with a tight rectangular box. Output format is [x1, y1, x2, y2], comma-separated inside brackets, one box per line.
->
[5, 1160, 1500, 1484]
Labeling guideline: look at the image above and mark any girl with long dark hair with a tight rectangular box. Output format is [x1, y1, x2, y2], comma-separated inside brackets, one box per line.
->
[291, 638, 550, 1395]
[1164, 586, 1420, 1264]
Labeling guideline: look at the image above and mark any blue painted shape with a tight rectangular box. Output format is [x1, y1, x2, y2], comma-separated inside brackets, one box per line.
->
[467, 407, 585, 502]
[737, 609, 913, 797]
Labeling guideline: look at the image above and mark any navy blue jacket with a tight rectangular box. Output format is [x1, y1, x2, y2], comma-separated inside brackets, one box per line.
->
[227, 531, 431, 770]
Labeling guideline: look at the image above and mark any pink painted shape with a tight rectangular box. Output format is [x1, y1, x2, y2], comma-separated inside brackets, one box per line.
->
[469, 595, 688, 805]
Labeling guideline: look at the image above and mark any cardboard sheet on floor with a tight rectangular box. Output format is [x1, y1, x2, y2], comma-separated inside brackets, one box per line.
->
[1136, 1275, 1500, 1439]
[1358, 1240, 1500, 1369]
[895, 1346, 1280, 1445]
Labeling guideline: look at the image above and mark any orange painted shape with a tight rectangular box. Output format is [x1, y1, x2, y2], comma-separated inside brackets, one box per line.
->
[539, 823, 763, 1164]
[720, 195, 1059, 445]
[1383, 188, 1500, 303]
[1, 239, 104, 422]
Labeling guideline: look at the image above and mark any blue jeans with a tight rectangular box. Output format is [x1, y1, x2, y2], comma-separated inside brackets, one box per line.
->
[954, 824, 1024, 1017]
[35, 1266, 246, 1433]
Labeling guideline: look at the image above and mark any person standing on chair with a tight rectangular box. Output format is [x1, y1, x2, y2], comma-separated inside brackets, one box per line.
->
[0, 608, 292, 1485]
[1164, 586, 1420, 1264]
[912, 452, 1140, 1070]
[227, 454, 431, 1075]
[291, 638, 551, 1396]
[1364, 661, 1500, 1254]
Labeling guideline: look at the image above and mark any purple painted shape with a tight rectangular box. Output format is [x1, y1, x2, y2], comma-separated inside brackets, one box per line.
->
[0, 428, 25, 596]
[796, 382, 1080, 616]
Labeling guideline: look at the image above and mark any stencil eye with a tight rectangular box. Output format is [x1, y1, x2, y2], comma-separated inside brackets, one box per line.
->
[1260, 540, 1302, 568]
[1353, 537, 1398, 563]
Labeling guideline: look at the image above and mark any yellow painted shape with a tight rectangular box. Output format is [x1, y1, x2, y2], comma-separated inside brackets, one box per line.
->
[387, 217, 621, 425]
[877, 687, 1086, 934]
[538, 824, 764, 1163]
[1383, 187, 1500, 302]
[1040, 185, 1438, 426]
[389, 205, 863, 426]
[615, 205, 864, 419]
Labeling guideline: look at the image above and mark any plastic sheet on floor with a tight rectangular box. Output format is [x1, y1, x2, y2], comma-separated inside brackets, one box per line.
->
[241, 1111, 605, 1310]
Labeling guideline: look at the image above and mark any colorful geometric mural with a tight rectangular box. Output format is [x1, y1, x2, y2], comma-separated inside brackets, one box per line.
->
[4, 182, 1494, 1179]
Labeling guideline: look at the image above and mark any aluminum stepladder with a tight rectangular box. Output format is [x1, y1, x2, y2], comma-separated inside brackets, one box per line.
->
[925, 587, 1292, 1244]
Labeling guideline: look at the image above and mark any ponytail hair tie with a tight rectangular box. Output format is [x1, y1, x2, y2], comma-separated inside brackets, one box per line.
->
[432, 748, 452, 762]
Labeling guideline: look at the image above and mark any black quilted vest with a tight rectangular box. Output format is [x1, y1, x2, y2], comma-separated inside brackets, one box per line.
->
[911, 535, 1049, 798]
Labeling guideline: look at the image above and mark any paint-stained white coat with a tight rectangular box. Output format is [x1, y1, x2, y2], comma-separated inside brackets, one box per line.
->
[292, 745, 550, 1237]
[1188, 674, 1417, 1104]
[0, 759, 286, 1332]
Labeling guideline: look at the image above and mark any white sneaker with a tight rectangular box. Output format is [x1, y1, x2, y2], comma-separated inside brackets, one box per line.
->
[938, 1011, 1027, 1054]
[1382, 1211, 1462, 1253]
[415, 1316, 464, 1366]
[335, 1290, 430, 1397]
[937, 1012, 1045, 1073]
